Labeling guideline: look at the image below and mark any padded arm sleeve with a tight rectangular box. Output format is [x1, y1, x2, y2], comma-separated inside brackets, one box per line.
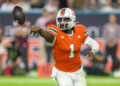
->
[84, 36, 99, 54]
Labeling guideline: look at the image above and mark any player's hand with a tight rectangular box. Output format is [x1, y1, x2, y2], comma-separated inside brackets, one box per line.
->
[30, 26, 41, 35]
[86, 51, 95, 60]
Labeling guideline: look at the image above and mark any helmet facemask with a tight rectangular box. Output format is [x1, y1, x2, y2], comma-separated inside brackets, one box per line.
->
[56, 17, 75, 30]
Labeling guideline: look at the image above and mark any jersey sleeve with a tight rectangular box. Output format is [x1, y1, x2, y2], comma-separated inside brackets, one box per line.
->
[79, 25, 88, 42]
[46, 25, 58, 46]
[46, 25, 58, 36]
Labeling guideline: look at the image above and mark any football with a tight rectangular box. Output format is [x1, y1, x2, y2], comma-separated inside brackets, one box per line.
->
[12, 6, 25, 24]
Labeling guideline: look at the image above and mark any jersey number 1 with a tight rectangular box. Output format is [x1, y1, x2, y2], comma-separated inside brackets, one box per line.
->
[69, 44, 74, 58]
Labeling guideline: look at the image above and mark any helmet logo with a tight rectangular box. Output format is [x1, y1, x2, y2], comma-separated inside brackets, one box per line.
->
[61, 8, 66, 15]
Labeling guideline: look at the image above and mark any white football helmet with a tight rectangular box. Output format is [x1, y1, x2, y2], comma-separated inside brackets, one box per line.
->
[56, 8, 76, 30]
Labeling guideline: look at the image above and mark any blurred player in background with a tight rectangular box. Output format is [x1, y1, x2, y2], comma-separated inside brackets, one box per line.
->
[6, 39, 22, 75]
[0, 25, 6, 74]
[13, 21, 30, 73]
[103, 14, 120, 72]
[85, 51, 106, 75]
[0, 43, 5, 74]
[31, 8, 99, 86]
[35, 4, 57, 63]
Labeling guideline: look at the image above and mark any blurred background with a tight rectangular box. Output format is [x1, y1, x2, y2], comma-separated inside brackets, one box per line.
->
[0, 0, 120, 86]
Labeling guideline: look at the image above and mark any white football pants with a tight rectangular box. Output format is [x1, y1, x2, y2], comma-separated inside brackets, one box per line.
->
[51, 66, 86, 86]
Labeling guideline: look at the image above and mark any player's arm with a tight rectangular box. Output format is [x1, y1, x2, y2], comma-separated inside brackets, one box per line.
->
[84, 36, 99, 53]
[14, 29, 29, 36]
[84, 36, 99, 60]
[31, 26, 55, 43]
[80, 25, 99, 59]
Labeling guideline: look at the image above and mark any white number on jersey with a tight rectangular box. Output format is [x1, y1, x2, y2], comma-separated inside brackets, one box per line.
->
[69, 44, 74, 58]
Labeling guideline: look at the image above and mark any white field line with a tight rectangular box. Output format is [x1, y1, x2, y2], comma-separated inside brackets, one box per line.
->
[0, 78, 120, 84]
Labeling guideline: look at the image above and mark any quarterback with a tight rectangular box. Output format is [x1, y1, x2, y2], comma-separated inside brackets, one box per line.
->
[31, 8, 99, 86]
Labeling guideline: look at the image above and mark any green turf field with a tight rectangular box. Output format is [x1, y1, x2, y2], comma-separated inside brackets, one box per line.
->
[0, 76, 120, 86]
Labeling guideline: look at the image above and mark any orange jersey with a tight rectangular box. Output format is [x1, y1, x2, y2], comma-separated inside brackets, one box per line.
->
[47, 25, 88, 72]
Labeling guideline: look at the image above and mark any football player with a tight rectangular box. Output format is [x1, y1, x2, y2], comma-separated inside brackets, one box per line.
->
[31, 8, 99, 86]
